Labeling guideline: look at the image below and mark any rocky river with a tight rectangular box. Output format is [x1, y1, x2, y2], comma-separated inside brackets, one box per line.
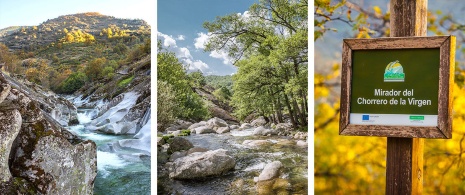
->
[67, 91, 151, 194]
[158, 118, 308, 194]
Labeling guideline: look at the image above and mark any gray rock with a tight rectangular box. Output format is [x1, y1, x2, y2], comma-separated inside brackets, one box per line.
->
[240, 123, 252, 130]
[188, 121, 206, 130]
[251, 116, 267, 127]
[258, 161, 283, 181]
[293, 132, 308, 140]
[216, 126, 230, 134]
[0, 82, 11, 104]
[296, 140, 307, 147]
[275, 123, 293, 132]
[157, 137, 165, 146]
[230, 125, 240, 130]
[169, 149, 236, 179]
[243, 140, 271, 147]
[187, 147, 209, 155]
[253, 126, 277, 136]
[168, 137, 194, 154]
[0, 110, 21, 182]
[207, 117, 228, 128]
[169, 151, 188, 162]
[195, 126, 216, 134]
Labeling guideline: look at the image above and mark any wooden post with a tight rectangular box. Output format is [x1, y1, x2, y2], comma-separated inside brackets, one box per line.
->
[387, 0, 427, 194]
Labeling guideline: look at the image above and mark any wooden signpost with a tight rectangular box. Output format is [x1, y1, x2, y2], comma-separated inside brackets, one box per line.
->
[339, 0, 455, 194]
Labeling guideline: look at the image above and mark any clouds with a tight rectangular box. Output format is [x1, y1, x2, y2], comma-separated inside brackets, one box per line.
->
[179, 47, 192, 59]
[157, 32, 177, 48]
[158, 31, 210, 73]
[194, 32, 210, 49]
[210, 50, 233, 65]
[177, 35, 185, 41]
[194, 32, 234, 65]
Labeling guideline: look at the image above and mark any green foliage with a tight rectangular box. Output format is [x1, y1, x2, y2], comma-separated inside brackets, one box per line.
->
[179, 129, 191, 136]
[188, 71, 206, 88]
[102, 66, 115, 79]
[158, 81, 178, 130]
[118, 75, 134, 87]
[204, 0, 308, 127]
[162, 134, 175, 143]
[158, 47, 209, 121]
[85, 57, 106, 81]
[213, 86, 232, 103]
[113, 43, 128, 55]
[59, 71, 87, 94]
[205, 75, 233, 90]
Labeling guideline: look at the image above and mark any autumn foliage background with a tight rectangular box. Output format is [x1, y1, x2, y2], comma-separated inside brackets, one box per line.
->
[315, 0, 465, 194]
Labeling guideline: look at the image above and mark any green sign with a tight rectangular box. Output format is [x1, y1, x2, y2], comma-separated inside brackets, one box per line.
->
[340, 36, 454, 138]
[350, 48, 439, 126]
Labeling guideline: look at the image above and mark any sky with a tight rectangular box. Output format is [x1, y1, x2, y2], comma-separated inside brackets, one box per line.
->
[0, 0, 155, 29]
[158, 0, 257, 76]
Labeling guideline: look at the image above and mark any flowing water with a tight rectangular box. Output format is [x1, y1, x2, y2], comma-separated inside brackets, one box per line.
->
[158, 128, 308, 194]
[68, 109, 151, 195]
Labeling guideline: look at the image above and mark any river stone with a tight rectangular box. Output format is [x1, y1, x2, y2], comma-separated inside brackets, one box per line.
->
[169, 151, 188, 162]
[168, 137, 194, 154]
[293, 132, 307, 140]
[169, 149, 236, 179]
[296, 140, 308, 147]
[243, 140, 272, 147]
[251, 116, 267, 127]
[230, 125, 239, 130]
[216, 126, 230, 134]
[207, 117, 228, 128]
[258, 161, 283, 181]
[188, 121, 207, 130]
[275, 123, 293, 133]
[240, 123, 252, 130]
[187, 147, 209, 155]
[195, 126, 216, 134]
[0, 110, 21, 182]
[253, 126, 277, 136]
[157, 137, 165, 146]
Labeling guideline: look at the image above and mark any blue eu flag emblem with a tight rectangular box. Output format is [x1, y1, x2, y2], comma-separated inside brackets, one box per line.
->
[362, 115, 369, 121]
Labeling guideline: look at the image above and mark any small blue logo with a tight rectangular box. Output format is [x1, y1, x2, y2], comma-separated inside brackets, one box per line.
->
[362, 115, 370, 121]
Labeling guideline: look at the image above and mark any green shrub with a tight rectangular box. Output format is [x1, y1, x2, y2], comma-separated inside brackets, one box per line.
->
[118, 75, 134, 87]
[59, 72, 87, 94]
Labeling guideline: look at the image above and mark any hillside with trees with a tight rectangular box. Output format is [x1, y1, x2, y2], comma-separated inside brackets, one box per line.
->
[0, 12, 150, 94]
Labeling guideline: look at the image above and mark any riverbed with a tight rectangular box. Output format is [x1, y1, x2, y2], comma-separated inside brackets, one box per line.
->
[158, 128, 308, 194]
[67, 109, 151, 194]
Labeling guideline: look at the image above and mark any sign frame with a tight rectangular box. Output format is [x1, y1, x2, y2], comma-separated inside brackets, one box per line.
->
[339, 36, 455, 138]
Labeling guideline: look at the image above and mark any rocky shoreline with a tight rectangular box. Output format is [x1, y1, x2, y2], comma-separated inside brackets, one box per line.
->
[0, 73, 97, 194]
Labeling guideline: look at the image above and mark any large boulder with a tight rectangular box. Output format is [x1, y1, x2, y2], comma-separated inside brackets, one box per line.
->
[207, 117, 228, 129]
[275, 123, 293, 134]
[188, 121, 207, 130]
[240, 123, 253, 130]
[167, 137, 194, 154]
[257, 161, 283, 181]
[0, 74, 97, 194]
[0, 109, 21, 182]
[253, 126, 277, 136]
[251, 116, 267, 127]
[216, 126, 230, 134]
[169, 149, 236, 179]
[195, 126, 216, 134]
